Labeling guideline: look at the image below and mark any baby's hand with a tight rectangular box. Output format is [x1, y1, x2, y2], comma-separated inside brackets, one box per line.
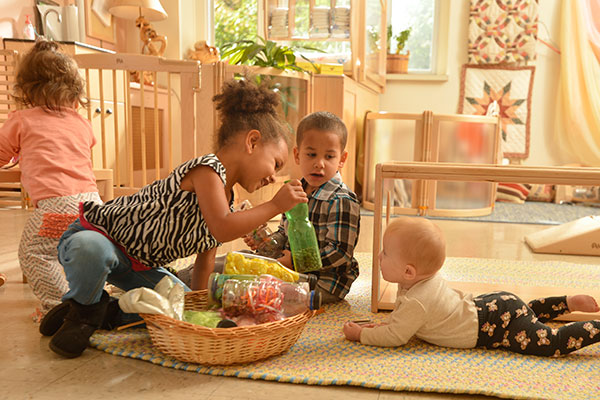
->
[343, 321, 363, 342]
[360, 323, 379, 328]
[271, 179, 307, 213]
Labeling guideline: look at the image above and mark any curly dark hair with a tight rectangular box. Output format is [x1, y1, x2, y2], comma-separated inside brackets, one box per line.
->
[212, 76, 290, 150]
[13, 37, 87, 112]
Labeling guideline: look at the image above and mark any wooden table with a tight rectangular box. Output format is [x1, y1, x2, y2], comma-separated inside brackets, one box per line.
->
[371, 162, 600, 321]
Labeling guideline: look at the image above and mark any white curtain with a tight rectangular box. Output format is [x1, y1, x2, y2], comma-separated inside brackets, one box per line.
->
[555, 0, 600, 166]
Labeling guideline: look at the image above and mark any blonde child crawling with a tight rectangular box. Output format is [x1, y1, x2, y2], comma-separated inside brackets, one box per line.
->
[344, 217, 600, 357]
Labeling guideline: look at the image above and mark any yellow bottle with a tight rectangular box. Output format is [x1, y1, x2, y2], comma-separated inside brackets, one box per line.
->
[223, 251, 317, 290]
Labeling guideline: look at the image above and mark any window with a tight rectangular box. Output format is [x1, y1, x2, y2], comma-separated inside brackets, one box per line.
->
[214, 0, 258, 48]
[388, 0, 448, 77]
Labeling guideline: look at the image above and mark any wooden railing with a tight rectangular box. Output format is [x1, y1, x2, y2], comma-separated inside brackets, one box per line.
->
[73, 53, 203, 197]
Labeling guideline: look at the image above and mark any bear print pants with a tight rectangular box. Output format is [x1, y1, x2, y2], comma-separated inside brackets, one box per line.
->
[474, 291, 600, 357]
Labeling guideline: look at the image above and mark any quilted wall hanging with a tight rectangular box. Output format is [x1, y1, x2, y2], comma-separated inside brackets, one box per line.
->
[458, 64, 535, 159]
[468, 0, 539, 64]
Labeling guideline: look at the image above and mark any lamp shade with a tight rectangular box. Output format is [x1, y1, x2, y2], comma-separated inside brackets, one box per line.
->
[108, 0, 168, 21]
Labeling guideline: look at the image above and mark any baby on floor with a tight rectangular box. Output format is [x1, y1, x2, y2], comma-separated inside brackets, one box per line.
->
[344, 217, 600, 357]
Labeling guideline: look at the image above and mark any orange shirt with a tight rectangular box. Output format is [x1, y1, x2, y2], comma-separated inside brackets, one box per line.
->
[0, 107, 98, 206]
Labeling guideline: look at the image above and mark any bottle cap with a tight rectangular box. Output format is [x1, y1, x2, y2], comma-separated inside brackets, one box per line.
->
[216, 319, 238, 328]
[309, 290, 322, 310]
[306, 274, 317, 290]
[25, 15, 31, 24]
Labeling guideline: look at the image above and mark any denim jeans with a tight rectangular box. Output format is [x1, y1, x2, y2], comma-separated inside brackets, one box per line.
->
[58, 219, 190, 308]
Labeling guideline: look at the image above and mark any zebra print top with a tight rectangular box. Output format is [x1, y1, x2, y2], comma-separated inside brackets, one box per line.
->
[81, 154, 231, 269]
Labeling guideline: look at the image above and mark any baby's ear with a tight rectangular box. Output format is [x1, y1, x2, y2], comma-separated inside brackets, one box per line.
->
[293, 146, 300, 164]
[404, 264, 417, 281]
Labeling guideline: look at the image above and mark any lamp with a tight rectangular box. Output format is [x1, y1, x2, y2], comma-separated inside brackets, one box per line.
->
[108, 0, 168, 57]
[108, 0, 167, 21]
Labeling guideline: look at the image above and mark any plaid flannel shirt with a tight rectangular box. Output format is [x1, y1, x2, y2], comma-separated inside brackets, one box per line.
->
[273, 172, 361, 298]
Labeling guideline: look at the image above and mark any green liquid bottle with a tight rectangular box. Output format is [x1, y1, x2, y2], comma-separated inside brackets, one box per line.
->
[285, 203, 322, 273]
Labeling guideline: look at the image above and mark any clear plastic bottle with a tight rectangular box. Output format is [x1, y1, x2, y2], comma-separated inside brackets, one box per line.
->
[23, 15, 36, 40]
[215, 251, 317, 290]
[250, 224, 283, 259]
[220, 275, 321, 323]
[285, 203, 322, 273]
[208, 272, 258, 306]
[238, 200, 282, 258]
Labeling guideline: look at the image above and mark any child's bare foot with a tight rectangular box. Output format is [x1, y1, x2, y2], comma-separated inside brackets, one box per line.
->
[567, 295, 600, 313]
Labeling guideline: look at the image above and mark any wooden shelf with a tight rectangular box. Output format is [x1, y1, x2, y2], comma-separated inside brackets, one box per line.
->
[263, 0, 387, 93]
[268, 37, 350, 42]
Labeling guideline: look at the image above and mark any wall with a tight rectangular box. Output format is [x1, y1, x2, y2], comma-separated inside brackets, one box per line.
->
[118, 0, 210, 59]
[380, 0, 564, 166]
[0, 0, 115, 50]
[0, 0, 44, 39]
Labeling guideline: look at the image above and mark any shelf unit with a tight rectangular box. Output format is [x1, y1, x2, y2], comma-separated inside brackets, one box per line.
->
[262, 0, 387, 93]
[265, 0, 351, 41]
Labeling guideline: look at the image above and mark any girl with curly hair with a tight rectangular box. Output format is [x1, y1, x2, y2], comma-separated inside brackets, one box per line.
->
[40, 75, 307, 358]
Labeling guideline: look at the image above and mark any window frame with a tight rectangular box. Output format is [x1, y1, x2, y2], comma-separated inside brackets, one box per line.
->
[386, 0, 449, 81]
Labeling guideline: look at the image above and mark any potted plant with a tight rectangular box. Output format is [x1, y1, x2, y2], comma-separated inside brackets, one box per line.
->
[219, 37, 324, 116]
[386, 26, 411, 74]
[219, 36, 321, 72]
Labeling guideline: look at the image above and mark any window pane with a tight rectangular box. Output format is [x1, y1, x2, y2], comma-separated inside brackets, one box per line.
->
[365, 0, 384, 75]
[390, 0, 435, 72]
[214, 0, 258, 48]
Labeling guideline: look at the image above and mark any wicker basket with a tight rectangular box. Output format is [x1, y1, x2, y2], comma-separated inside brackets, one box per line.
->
[141, 290, 315, 365]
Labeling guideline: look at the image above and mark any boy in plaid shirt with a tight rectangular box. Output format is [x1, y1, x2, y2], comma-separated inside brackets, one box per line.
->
[245, 111, 361, 303]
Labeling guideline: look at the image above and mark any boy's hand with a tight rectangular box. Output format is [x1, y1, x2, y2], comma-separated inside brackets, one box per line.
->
[343, 321, 363, 342]
[243, 234, 259, 250]
[271, 179, 307, 213]
[277, 250, 293, 268]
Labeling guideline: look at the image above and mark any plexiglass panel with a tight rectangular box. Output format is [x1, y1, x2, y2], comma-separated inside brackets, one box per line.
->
[434, 120, 497, 210]
[365, 118, 419, 205]
[364, 0, 383, 76]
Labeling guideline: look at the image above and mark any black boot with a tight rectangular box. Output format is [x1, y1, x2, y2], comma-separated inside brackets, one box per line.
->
[39, 301, 70, 336]
[40, 294, 122, 336]
[100, 296, 122, 330]
[49, 291, 110, 358]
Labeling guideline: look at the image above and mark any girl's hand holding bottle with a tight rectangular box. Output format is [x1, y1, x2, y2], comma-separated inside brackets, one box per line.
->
[243, 233, 260, 250]
[270, 179, 307, 213]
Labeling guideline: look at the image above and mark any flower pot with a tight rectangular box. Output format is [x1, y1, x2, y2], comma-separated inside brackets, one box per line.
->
[386, 51, 410, 74]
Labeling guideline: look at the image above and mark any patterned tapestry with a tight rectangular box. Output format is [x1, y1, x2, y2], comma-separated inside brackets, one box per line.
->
[458, 64, 535, 159]
[468, 0, 539, 64]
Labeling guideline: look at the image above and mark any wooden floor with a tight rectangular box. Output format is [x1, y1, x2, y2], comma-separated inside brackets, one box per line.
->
[1, 207, 598, 400]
